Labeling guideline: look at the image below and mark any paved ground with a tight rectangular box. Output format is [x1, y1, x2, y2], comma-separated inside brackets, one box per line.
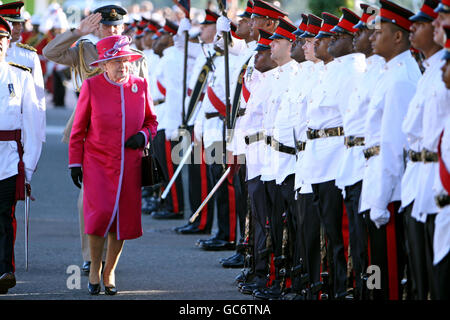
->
[0, 89, 253, 301]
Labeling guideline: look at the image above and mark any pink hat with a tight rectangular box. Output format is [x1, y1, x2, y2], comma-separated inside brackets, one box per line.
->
[90, 35, 142, 67]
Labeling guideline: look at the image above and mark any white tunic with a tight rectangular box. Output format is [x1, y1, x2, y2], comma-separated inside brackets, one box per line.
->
[0, 61, 42, 182]
[267, 59, 304, 185]
[300, 53, 366, 185]
[410, 50, 450, 222]
[6, 41, 46, 143]
[294, 61, 323, 193]
[335, 54, 384, 192]
[434, 116, 450, 265]
[241, 67, 278, 180]
[359, 51, 421, 225]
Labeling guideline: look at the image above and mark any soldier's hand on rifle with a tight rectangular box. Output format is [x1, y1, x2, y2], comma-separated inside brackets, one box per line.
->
[70, 167, 83, 189]
[216, 16, 231, 34]
[125, 132, 146, 149]
[76, 13, 102, 37]
[174, 18, 191, 50]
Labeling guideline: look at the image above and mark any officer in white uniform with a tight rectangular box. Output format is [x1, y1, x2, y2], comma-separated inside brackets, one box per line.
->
[0, 16, 42, 294]
[359, 0, 421, 300]
[334, 4, 384, 299]
[400, 0, 445, 300]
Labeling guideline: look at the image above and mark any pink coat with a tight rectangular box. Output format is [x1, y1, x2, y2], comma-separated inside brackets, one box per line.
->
[69, 73, 158, 240]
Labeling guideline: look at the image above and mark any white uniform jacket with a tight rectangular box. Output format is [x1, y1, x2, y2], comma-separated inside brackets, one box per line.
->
[0, 61, 42, 182]
[300, 53, 366, 185]
[359, 50, 421, 225]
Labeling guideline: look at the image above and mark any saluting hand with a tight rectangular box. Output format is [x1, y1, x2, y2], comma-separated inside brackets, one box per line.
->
[125, 132, 146, 149]
[70, 167, 83, 189]
[77, 13, 102, 37]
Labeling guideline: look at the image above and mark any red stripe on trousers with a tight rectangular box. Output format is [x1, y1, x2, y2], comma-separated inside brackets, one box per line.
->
[164, 139, 179, 213]
[227, 173, 236, 242]
[386, 203, 399, 300]
[199, 142, 209, 229]
[11, 203, 16, 272]
[342, 202, 349, 262]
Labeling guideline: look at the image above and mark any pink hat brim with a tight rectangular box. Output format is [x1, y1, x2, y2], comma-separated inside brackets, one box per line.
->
[90, 52, 142, 67]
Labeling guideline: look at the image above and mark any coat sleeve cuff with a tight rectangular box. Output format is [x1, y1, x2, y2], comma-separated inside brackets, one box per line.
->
[139, 130, 149, 147]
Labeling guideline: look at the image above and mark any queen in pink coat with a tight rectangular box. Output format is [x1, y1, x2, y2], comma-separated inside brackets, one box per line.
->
[68, 35, 157, 295]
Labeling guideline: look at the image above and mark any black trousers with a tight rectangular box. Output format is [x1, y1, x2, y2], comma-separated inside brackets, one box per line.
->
[311, 180, 347, 297]
[186, 127, 212, 231]
[365, 202, 406, 300]
[343, 181, 369, 296]
[52, 69, 66, 107]
[433, 250, 450, 300]
[153, 129, 184, 214]
[403, 203, 436, 299]
[0, 175, 17, 274]
[295, 192, 321, 288]
[265, 175, 296, 277]
[205, 143, 245, 242]
[248, 176, 270, 277]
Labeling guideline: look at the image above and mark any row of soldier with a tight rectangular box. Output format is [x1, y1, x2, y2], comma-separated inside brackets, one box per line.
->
[136, 0, 449, 300]
[2, 0, 447, 299]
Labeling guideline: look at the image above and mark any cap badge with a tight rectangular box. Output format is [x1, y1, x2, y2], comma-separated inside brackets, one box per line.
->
[110, 9, 117, 18]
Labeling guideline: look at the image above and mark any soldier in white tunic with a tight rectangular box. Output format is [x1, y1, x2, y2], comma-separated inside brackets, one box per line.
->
[0, 17, 42, 294]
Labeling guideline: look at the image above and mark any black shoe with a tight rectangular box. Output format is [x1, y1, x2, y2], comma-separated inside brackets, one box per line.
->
[220, 252, 240, 264]
[253, 280, 282, 300]
[239, 276, 267, 295]
[177, 224, 209, 235]
[196, 236, 219, 247]
[151, 210, 184, 220]
[0, 273, 16, 293]
[82, 261, 90, 274]
[142, 197, 161, 215]
[222, 253, 244, 268]
[173, 223, 190, 233]
[104, 285, 118, 295]
[88, 282, 101, 295]
[200, 239, 236, 251]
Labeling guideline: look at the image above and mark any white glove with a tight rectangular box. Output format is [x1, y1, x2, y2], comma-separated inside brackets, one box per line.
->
[370, 207, 391, 229]
[216, 16, 231, 34]
[177, 18, 191, 35]
[25, 168, 34, 183]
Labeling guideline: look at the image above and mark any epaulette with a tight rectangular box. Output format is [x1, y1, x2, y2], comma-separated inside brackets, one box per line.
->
[8, 62, 32, 73]
[16, 42, 37, 52]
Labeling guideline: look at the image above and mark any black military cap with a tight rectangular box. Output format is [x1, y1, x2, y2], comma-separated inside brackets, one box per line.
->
[300, 14, 323, 38]
[293, 13, 308, 37]
[200, 9, 220, 25]
[255, 29, 273, 51]
[269, 17, 297, 42]
[377, 0, 414, 31]
[331, 7, 360, 35]
[410, 0, 439, 22]
[158, 20, 179, 35]
[354, 3, 379, 29]
[316, 12, 339, 39]
[436, 0, 450, 13]
[239, 0, 254, 18]
[0, 1, 25, 23]
[94, 5, 127, 26]
[0, 15, 11, 37]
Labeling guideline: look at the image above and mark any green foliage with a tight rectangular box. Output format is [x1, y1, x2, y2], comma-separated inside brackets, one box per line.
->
[307, 0, 354, 17]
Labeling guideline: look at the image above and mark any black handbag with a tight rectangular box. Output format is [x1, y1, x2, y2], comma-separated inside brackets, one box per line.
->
[141, 130, 162, 187]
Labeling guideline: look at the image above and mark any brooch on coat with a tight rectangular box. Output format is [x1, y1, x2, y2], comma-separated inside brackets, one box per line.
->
[132, 83, 138, 93]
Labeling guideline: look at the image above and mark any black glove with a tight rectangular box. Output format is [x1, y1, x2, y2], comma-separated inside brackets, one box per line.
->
[71, 167, 83, 189]
[125, 132, 145, 149]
